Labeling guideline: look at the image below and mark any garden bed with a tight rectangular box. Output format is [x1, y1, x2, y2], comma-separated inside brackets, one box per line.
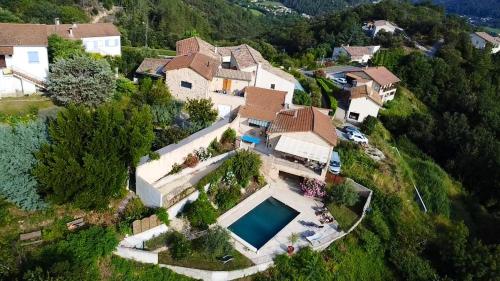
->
[158, 247, 253, 271]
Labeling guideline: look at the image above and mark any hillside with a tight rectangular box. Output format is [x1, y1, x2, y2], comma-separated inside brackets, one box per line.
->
[279, 0, 371, 15]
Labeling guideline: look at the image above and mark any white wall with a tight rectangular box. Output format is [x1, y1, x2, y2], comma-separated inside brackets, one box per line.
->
[165, 68, 210, 101]
[9, 46, 49, 79]
[114, 247, 158, 264]
[346, 98, 380, 123]
[254, 67, 295, 105]
[470, 33, 487, 49]
[136, 175, 163, 207]
[81, 36, 121, 56]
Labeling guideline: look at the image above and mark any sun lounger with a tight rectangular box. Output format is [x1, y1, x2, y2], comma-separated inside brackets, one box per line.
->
[218, 255, 234, 264]
[305, 231, 324, 244]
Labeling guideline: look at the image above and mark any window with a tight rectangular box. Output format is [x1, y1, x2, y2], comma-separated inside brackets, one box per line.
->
[181, 81, 192, 89]
[0, 55, 6, 68]
[105, 39, 119, 47]
[27, 51, 39, 64]
[348, 112, 360, 121]
[270, 84, 275, 89]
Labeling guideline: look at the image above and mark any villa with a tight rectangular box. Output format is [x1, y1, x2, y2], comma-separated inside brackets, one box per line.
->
[0, 21, 121, 97]
[362, 20, 403, 37]
[137, 36, 298, 116]
[470, 31, 500, 54]
[332, 45, 381, 64]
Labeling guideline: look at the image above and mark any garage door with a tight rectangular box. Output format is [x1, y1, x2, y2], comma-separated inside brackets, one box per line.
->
[217, 104, 231, 118]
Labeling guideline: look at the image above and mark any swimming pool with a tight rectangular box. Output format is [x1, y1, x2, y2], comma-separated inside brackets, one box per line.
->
[228, 197, 299, 250]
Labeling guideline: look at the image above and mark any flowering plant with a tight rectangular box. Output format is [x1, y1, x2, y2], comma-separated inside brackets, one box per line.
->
[300, 178, 326, 198]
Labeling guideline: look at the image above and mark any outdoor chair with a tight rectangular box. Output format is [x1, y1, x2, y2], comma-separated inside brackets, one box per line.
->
[218, 255, 234, 264]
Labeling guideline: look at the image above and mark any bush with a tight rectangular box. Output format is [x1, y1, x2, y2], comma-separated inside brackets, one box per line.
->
[215, 186, 241, 212]
[360, 116, 379, 135]
[293, 89, 312, 106]
[47, 56, 115, 107]
[300, 178, 327, 198]
[328, 182, 360, 206]
[185, 192, 218, 229]
[122, 198, 148, 222]
[153, 126, 189, 150]
[144, 232, 169, 250]
[221, 128, 236, 144]
[167, 231, 192, 260]
[229, 150, 262, 187]
[313, 69, 326, 78]
[195, 147, 212, 161]
[201, 226, 233, 257]
[208, 138, 223, 154]
[155, 208, 170, 225]
[183, 153, 199, 168]
[169, 163, 183, 175]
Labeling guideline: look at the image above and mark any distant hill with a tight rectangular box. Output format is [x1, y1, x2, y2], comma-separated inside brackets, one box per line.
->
[418, 0, 500, 27]
[278, 0, 371, 15]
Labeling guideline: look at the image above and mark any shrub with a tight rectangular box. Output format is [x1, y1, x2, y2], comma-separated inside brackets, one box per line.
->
[360, 116, 379, 135]
[185, 98, 218, 131]
[221, 128, 236, 144]
[313, 69, 326, 78]
[201, 226, 233, 257]
[208, 138, 223, 154]
[169, 163, 183, 175]
[195, 147, 212, 161]
[300, 178, 326, 198]
[328, 182, 360, 206]
[145, 232, 169, 250]
[155, 208, 170, 225]
[183, 153, 199, 168]
[122, 198, 148, 222]
[153, 126, 189, 150]
[229, 150, 262, 187]
[47, 56, 115, 107]
[167, 231, 192, 260]
[215, 186, 241, 212]
[185, 192, 218, 229]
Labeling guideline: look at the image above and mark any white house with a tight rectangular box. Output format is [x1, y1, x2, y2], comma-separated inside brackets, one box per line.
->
[332, 45, 380, 64]
[363, 20, 403, 37]
[345, 85, 383, 123]
[470, 32, 500, 54]
[137, 37, 297, 116]
[345, 66, 400, 102]
[47, 21, 121, 56]
[0, 23, 49, 97]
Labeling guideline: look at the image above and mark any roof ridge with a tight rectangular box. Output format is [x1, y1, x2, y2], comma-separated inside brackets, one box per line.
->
[244, 44, 259, 65]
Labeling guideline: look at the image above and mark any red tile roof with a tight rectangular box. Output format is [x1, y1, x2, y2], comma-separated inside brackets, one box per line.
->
[349, 85, 383, 106]
[362, 66, 400, 86]
[164, 53, 220, 80]
[239, 87, 286, 121]
[474, 32, 500, 45]
[268, 107, 337, 146]
[175, 37, 218, 58]
[0, 23, 48, 46]
[136, 58, 171, 76]
[47, 23, 120, 39]
[0, 46, 14, 55]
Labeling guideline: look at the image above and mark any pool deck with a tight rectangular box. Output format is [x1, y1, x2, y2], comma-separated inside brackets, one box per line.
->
[217, 179, 343, 264]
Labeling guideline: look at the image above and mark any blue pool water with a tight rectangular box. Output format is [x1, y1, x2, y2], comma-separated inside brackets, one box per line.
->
[228, 197, 299, 249]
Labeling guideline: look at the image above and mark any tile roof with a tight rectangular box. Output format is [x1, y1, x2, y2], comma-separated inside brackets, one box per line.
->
[268, 107, 337, 146]
[239, 86, 286, 121]
[362, 66, 400, 86]
[343, 46, 379, 57]
[175, 37, 218, 58]
[136, 58, 171, 77]
[0, 46, 14, 55]
[474, 32, 500, 45]
[0, 23, 48, 46]
[164, 53, 220, 80]
[373, 20, 397, 28]
[349, 85, 383, 106]
[215, 68, 252, 81]
[47, 23, 120, 39]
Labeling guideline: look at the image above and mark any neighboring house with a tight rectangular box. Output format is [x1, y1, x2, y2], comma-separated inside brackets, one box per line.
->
[345, 66, 400, 103]
[470, 32, 500, 54]
[137, 37, 297, 116]
[0, 23, 49, 97]
[345, 85, 383, 123]
[363, 20, 403, 37]
[238, 86, 287, 131]
[46, 21, 121, 56]
[332, 45, 380, 64]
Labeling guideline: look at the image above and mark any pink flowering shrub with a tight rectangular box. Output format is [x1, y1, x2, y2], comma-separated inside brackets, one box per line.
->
[300, 178, 326, 198]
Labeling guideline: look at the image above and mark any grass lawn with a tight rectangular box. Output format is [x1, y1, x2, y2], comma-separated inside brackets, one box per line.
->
[158, 248, 253, 271]
[327, 199, 363, 231]
[0, 95, 56, 115]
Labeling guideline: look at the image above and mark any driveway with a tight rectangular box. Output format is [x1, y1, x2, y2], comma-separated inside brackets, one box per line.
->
[336, 128, 349, 141]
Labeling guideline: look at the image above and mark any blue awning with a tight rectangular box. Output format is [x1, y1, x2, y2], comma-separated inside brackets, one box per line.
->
[241, 135, 261, 144]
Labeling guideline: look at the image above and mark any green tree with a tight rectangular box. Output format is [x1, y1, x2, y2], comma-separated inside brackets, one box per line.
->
[201, 226, 233, 257]
[47, 56, 115, 107]
[328, 182, 359, 206]
[47, 35, 85, 63]
[34, 104, 154, 209]
[0, 121, 47, 210]
[167, 231, 192, 260]
[360, 116, 379, 135]
[292, 89, 312, 106]
[185, 191, 218, 229]
[185, 98, 218, 132]
[228, 150, 262, 187]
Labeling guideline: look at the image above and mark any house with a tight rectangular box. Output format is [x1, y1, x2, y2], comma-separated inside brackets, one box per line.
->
[137, 37, 298, 116]
[46, 20, 121, 56]
[470, 32, 500, 54]
[363, 20, 402, 37]
[238, 86, 287, 131]
[0, 23, 49, 97]
[332, 45, 380, 64]
[345, 66, 400, 102]
[344, 85, 383, 123]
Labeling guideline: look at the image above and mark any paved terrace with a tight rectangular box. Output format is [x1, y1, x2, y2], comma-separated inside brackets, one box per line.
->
[217, 179, 343, 264]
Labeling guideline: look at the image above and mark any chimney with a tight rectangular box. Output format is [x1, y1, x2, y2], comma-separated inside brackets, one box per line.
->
[55, 18, 60, 25]
[68, 27, 74, 37]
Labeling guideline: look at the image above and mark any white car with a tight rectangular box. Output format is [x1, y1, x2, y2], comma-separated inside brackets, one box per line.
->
[347, 131, 369, 144]
[332, 77, 347, 84]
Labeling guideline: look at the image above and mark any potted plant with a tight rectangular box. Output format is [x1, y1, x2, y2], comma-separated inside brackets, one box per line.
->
[287, 233, 299, 254]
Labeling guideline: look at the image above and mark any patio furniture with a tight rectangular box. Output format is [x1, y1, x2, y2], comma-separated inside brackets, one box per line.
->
[305, 231, 324, 244]
[218, 255, 234, 264]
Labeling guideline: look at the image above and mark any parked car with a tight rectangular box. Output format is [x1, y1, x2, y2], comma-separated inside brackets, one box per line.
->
[347, 131, 369, 144]
[343, 125, 360, 134]
[329, 151, 341, 174]
[332, 77, 347, 84]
